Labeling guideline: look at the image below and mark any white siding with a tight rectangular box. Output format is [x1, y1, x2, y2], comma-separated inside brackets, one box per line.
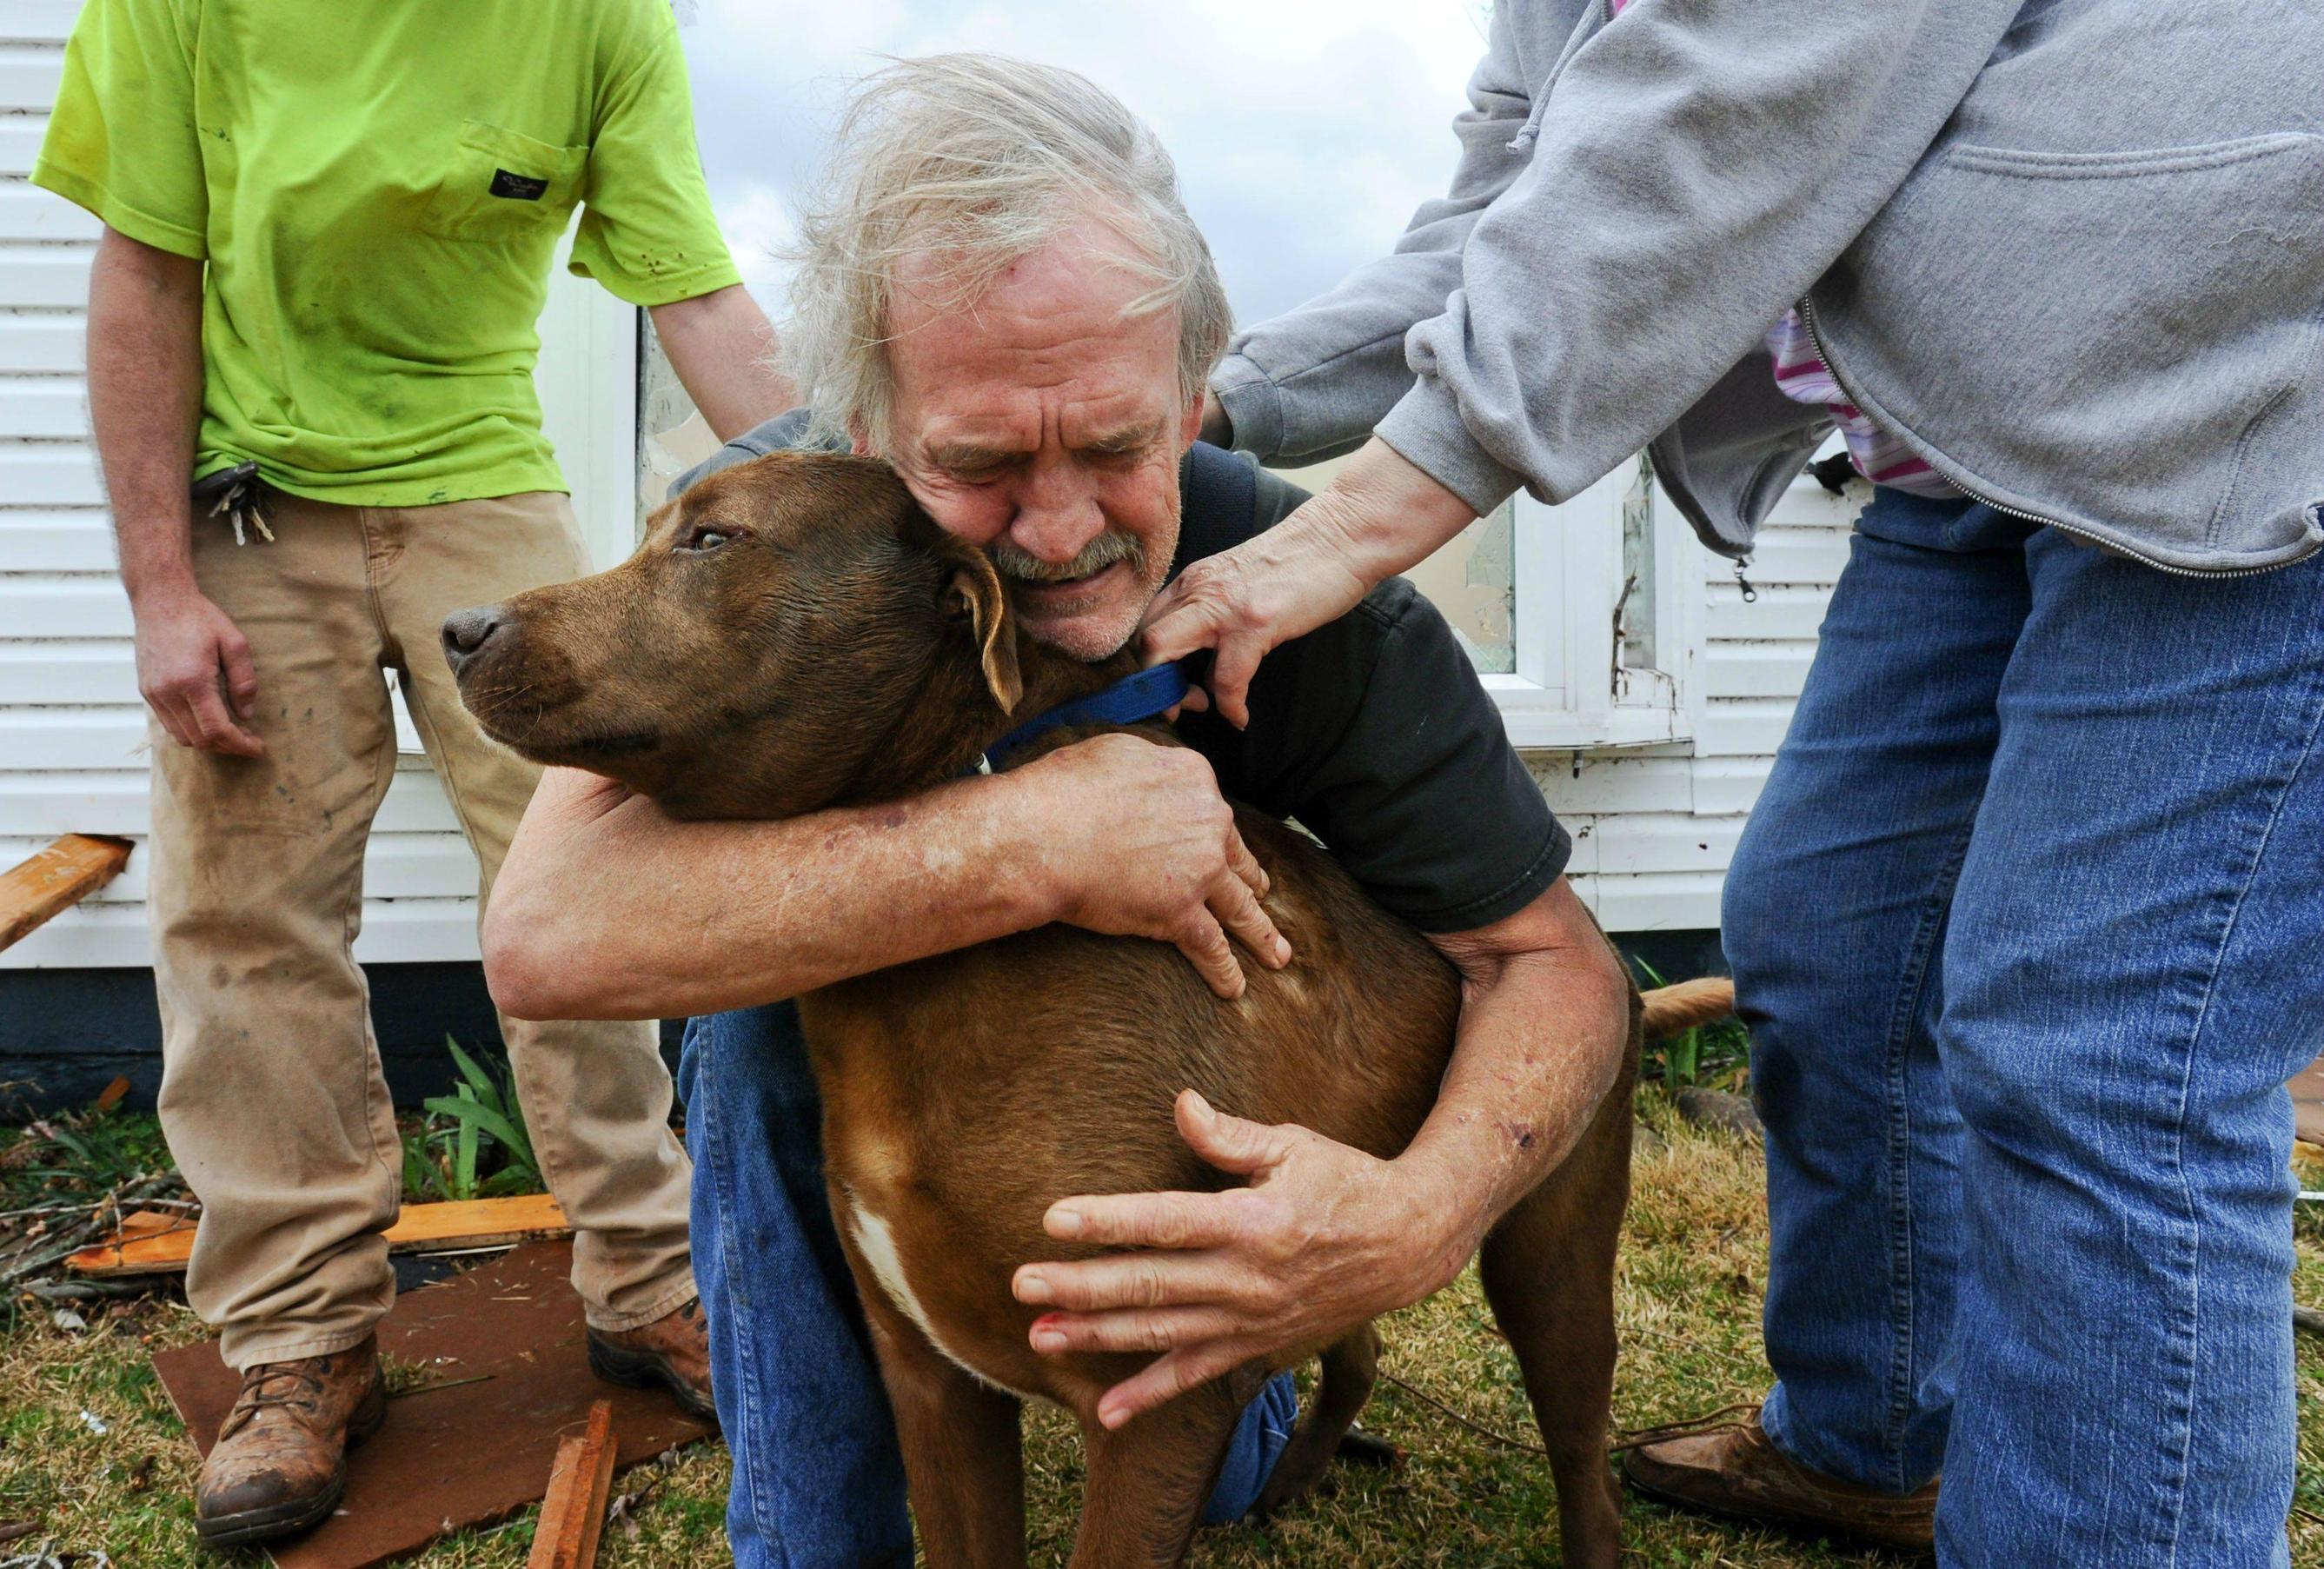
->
[1550, 469, 1859, 933]
[0, 12, 637, 967]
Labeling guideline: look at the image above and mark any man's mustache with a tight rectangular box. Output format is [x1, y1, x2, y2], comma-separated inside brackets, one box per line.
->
[987, 530, 1144, 585]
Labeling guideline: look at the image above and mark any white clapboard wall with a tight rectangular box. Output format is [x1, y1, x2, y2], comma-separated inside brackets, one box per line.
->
[0, 3, 637, 967]
[2, 0, 1855, 961]
[1548, 470, 1858, 934]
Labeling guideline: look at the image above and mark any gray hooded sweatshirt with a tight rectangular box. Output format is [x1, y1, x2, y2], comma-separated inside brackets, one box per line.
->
[1209, 0, 2324, 575]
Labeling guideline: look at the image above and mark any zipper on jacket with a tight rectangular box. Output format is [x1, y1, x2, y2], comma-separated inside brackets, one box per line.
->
[1793, 296, 2315, 581]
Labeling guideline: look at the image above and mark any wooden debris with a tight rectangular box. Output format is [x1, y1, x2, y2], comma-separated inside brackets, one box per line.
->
[153, 1243, 714, 1569]
[528, 1399, 617, 1569]
[2295, 1305, 2324, 1340]
[0, 834, 132, 953]
[66, 1193, 570, 1276]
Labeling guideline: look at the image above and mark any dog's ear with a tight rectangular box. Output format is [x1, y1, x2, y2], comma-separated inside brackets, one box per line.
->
[939, 546, 1024, 714]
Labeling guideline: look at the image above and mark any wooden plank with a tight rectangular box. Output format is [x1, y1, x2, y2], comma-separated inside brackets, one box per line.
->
[67, 1193, 572, 1276]
[0, 642, 134, 705]
[0, 442, 102, 504]
[1589, 811, 1747, 875]
[0, 508, 110, 570]
[1705, 584, 1831, 642]
[1690, 756, 1779, 816]
[1704, 529, 1850, 588]
[528, 1399, 616, 1569]
[1571, 869, 1727, 934]
[1702, 641, 1816, 700]
[0, 894, 485, 969]
[1530, 754, 1697, 815]
[0, 49, 63, 114]
[0, 376, 90, 435]
[153, 1243, 714, 1569]
[0, 829, 129, 951]
[0, 572, 131, 636]
[0, 187, 99, 241]
[1, 4, 84, 46]
[0, 311, 84, 373]
[0, 246, 91, 307]
[1695, 697, 1799, 758]
[0, 767, 466, 839]
[0, 120, 52, 177]
[0, 830, 479, 905]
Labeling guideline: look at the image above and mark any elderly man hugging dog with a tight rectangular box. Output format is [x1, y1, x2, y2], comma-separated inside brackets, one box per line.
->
[488, 56, 1632, 1566]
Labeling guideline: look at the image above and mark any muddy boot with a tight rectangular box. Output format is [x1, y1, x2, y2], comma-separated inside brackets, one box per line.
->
[587, 1295, 716, 1423]
[1620, 1407, 1936, 1554]
[195, 1336, 387, 1547]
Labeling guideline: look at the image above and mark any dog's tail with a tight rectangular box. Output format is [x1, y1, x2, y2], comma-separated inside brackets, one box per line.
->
[1639, 976, 1736, 1040]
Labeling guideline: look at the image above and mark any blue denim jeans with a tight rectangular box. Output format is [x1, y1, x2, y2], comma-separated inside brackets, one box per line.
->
[1724, 489, 2324, 1567]
[678, 1002, 1297, 1569]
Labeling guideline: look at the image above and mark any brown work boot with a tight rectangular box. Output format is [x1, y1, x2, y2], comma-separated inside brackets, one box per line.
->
[195, 1336, 387, 1547]
[1620, 1406, 1936, 1554]
[586, 1295, 716, 1423]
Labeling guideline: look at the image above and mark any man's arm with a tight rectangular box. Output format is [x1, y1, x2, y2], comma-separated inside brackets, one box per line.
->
[87, 225, 263, 757]
[484, 732, 1289, 1021]
[1008, 874, 1631, 1429]
[647, 285, 797, 443]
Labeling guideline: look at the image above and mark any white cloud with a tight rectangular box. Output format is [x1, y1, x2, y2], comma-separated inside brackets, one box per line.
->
[678, 0, 1491, 326]
[714, 187, 796, 295]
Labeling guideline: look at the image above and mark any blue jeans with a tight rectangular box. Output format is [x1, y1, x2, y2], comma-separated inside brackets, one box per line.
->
[678, 1002, 1297, 1569]
[1725, 489, 2324, 1567]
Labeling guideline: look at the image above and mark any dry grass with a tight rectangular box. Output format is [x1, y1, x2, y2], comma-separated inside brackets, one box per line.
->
[4, 1100, 2322, 1566]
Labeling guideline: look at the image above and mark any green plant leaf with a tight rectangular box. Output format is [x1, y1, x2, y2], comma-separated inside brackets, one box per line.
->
[444, 1036, 499, 1107]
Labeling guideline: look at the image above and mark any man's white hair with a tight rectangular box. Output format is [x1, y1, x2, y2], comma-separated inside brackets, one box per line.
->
[782, 54, 1232, 447]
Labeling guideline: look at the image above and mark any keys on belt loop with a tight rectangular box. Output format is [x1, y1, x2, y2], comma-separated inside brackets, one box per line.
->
[190, 461, 274, 546]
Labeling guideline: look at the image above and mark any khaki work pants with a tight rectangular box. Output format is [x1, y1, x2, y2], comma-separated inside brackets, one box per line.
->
[149, 489, 694, 1371]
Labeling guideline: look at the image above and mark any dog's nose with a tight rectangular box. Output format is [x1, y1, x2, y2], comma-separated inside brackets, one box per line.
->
[441, 603, 508, 675]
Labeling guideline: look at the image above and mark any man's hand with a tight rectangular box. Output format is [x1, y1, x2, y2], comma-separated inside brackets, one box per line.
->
[134, 583, 262, 756]
[1012, 1089, 1470, 1430]
[1013, 734, 1289, 999]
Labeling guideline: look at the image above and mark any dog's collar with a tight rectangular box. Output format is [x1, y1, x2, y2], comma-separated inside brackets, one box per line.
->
[980, 661, 1193, 774]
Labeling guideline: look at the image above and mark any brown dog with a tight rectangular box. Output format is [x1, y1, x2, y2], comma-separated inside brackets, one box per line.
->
[446, 450, 1733, 1567]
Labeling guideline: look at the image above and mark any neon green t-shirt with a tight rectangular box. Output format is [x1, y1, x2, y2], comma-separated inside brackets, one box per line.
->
[32, 0, 741, 506]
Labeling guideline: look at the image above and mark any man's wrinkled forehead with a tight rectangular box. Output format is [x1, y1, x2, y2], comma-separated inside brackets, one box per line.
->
[919, 412, 1174, 471]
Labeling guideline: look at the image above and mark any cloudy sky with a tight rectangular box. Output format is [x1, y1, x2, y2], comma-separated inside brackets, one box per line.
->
[674, 0, 1493, 330]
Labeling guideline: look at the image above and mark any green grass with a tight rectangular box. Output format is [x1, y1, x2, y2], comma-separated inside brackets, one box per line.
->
[4, 1100, 2322, 1566]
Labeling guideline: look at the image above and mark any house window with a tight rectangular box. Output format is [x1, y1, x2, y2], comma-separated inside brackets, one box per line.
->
[1283, 451, 1697, 749]
[1482, 455, 1697, 749]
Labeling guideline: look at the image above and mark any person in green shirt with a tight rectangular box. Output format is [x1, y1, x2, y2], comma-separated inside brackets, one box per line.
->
[33, 0, 792, 1546]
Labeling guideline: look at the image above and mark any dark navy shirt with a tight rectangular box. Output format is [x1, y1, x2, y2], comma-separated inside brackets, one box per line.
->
[674, 415, 1568, 934]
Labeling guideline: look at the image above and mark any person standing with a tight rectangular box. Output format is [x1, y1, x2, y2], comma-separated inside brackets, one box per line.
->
[32, 0, 793, 1546]
[1142, 2, 2324, 1563]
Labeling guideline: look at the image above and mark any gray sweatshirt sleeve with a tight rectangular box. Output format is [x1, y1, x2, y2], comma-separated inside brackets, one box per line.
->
[1231, 0, 2026, 515]
[1207, 1, 1561, 466]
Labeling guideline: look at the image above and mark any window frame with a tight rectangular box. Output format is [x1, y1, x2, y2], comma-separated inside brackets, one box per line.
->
[1482, 459, 1701, 749]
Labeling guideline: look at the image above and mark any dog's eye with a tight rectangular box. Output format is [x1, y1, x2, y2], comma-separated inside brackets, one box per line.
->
[680, 528, 731, 553]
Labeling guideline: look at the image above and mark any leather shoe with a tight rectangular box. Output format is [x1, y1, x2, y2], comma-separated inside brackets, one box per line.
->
[1620, 1406, 1936, 1553]
[195, 1336, 386, 1547]
[587, 1295, 716, 1423]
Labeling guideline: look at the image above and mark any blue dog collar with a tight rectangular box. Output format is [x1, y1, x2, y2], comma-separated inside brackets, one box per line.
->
[982, 660, 1193, 772]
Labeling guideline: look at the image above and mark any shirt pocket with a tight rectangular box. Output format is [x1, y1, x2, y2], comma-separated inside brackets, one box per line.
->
[422, 120, 588, 243]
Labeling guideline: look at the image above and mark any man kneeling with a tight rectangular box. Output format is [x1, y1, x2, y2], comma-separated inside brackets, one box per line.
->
[487, 55, 1631, 1566]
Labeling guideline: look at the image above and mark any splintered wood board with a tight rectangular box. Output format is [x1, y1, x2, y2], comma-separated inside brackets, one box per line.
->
[0, 834, 132, 952]
[66, 1193, 572, 1276]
